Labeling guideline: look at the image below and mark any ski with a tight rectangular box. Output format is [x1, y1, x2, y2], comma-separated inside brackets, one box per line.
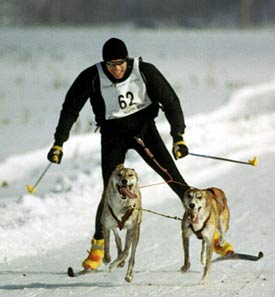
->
[67, 252, 263, 276]
[212, 251, 263, 263]
[67, 267, 95, 277]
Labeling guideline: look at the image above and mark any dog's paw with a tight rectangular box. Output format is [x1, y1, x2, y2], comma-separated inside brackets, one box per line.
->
[125, 274, 133, 283]
[200, 277, 208, 286]
[219, 237, 225, 247]
[181, 263, 190, 273]
[103, 255, 111, 264]
[118, 260, 125, 268]
[109, 262, 117, 272]
[200, 267, 209, 285]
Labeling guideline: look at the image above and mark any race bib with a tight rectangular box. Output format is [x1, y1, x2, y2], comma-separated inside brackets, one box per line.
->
[96, 58, 152, 120]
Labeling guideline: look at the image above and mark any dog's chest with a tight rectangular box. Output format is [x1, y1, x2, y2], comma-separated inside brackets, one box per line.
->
[107, 201, 141, 230]
[187, 212, 213, 240]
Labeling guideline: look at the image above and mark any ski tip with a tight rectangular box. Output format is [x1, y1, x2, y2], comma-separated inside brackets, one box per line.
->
[67, 267, 75, 277]
[212, 250, 264, 263]
[67, 267, 94, 277]
[258, 251, 264, 259]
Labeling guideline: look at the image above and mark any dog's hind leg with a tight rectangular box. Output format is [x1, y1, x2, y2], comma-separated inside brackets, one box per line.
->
[217, 215, 229, 246]
[125, 224, 140, 282]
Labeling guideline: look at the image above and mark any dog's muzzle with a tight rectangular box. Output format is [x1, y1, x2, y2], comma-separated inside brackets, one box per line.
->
[187, 205, 201, 224]
[117, 184, 137, 199]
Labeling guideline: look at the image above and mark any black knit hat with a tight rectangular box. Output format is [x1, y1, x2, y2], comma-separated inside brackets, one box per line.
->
[102, 38, 128, 61]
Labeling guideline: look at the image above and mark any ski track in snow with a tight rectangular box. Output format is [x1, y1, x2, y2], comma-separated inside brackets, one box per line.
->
[0, 28, 275, 296]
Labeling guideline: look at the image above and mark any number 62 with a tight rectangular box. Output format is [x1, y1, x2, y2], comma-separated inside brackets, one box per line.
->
[118, 91, 135, 109]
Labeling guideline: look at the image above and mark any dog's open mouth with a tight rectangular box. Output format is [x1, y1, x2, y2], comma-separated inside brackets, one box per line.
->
[117, 185, 137, 199]
[188, 207, 201, 224]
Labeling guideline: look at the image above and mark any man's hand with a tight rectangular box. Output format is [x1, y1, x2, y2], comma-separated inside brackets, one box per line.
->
[172, 135, 189, 160]
[47, 145, 63, 164]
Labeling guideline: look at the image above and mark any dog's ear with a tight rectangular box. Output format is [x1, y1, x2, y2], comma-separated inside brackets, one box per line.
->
[115, 164, 124, 171]
[205, 188, 215, 196]
[184, 187, 197, 197]
[188, 186, 196, 191]
[132, 169, 138, 180]
[184, 187, 192, 197]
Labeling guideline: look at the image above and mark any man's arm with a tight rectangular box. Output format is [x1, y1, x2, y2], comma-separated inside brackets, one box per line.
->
[140, 61, 188, 159]
[53, 66, 97, 146]
[140, 61, 186, 138]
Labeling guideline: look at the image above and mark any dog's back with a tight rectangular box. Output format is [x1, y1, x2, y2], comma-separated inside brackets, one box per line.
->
[205, 188, 229, 231]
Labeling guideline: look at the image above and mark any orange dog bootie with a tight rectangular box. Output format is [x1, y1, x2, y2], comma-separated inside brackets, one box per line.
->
[82, 238, 104, 270]
[213, 231, 234, 256]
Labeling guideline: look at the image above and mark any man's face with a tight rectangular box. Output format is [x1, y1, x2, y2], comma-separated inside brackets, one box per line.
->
[106, 59, 127, 80]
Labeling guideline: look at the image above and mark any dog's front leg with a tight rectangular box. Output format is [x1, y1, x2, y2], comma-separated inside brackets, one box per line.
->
[113, 228, 122, 255]
[103, 228, 111, 264]
[201, 239, 207, 266]
[181, 235, 191, 272]
[125, 224, 140, 282]
[112, 228, 125, 268]
[109, 229, 131, 273]
[201, 240, 213, 285]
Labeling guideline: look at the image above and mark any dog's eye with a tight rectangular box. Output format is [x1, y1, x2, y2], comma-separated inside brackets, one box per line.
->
[128, 174, 133, 177]
[117, 173, 123, 177]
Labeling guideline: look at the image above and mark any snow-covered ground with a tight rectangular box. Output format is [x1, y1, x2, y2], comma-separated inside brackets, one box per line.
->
[0, 27, 275, 296]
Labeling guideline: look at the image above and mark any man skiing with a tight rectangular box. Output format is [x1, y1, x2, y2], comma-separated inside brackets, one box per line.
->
[47, 38, 232, 271]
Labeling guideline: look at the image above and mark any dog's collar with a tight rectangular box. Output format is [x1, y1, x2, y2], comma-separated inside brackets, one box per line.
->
[108, 205, 134, 230]
[189, 213, 211, 240]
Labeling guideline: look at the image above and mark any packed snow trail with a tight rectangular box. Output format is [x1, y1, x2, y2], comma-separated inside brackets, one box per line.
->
[0, 153, 274, 297]
[1, 28, 275, 296]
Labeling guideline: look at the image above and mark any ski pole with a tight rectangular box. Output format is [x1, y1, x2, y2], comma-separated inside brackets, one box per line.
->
[189, 153, 258, 166]
[26, 163, 52, 194]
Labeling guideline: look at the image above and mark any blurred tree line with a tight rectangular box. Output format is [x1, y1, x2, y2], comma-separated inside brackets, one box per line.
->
[0, 0, 274, 28]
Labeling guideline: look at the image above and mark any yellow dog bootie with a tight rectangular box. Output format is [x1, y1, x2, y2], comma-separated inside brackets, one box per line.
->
[82, 238, 104, 270]
[213, 231, 234, 256]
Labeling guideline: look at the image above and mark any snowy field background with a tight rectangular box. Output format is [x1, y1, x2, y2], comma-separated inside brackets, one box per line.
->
[0, 27, 275, 296]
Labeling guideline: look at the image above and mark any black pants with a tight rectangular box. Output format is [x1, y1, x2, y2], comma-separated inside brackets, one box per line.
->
[93, 121, 189, 239]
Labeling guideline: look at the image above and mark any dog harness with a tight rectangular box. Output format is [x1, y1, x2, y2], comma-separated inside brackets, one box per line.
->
[189, 213, 211, 240]
[96, 58, 152, 120]
[108, 205, 134, 230]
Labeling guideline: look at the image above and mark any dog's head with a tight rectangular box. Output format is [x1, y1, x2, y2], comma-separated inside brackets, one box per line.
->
[183, 188, 209, 224]
[112, 164, 138, 200]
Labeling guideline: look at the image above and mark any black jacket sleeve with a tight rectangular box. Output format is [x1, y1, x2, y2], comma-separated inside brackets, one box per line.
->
[139, 61, 186, 138]
[53, 66, 98, 146]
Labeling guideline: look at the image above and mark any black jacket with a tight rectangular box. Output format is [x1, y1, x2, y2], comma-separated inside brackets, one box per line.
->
[54, 58, 186, 146]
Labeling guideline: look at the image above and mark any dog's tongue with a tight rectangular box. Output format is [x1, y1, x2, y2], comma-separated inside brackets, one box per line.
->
[120, 186, 137, 199]
[189, 211, 199, 224]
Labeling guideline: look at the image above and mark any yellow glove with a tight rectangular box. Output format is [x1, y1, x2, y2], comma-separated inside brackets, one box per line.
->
[47, 145, 63, 164]
[172, 135, 189, 160]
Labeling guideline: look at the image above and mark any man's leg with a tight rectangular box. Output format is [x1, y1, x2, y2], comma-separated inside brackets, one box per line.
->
[94, 136, 127, 239]
[133, 122, 189, 201]
[82, 136, 127, 270]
